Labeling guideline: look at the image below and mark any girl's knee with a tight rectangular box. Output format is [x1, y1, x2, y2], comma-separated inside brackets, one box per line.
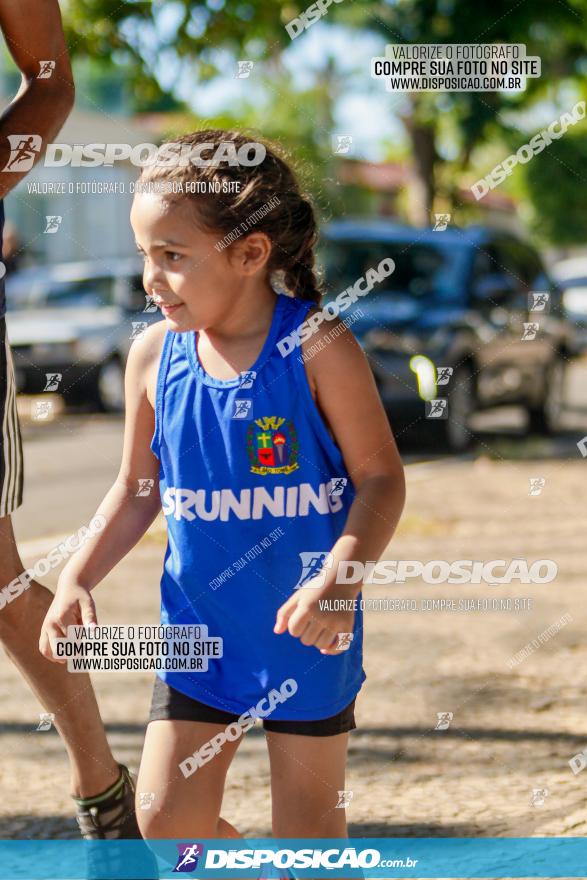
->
[136, 803, 170, 839]
[135, 795, 219, 839]
[272, 792, 348, 838]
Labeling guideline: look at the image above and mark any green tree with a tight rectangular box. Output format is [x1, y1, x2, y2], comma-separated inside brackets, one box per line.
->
[62, 0, 587, 231]
[345, 0, 587, 222]
[521, 131, 587, 244]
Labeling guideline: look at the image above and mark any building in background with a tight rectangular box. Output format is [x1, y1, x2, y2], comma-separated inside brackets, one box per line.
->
[0, 54, 157, 269]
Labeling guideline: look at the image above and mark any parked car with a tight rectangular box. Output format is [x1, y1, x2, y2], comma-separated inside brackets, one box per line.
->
[318, 221, 575, 451]
[551, 257, 587, 354]
[5, 259, 162, 411]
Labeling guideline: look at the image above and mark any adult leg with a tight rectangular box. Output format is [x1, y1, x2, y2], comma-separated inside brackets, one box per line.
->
[0, 315, 120, 801]
[0, 513, 120, 798]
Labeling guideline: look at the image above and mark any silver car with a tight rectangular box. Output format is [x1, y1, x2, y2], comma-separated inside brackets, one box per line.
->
[5, 259, 162, 411]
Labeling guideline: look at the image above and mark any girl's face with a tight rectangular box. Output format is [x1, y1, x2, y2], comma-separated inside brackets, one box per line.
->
[131, 191, 265, 332]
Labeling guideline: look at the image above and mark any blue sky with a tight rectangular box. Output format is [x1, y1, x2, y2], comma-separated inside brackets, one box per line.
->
[140, 6, 405, 161]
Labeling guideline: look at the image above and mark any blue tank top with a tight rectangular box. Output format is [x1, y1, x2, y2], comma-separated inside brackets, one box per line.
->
[151, 292, 366, 720]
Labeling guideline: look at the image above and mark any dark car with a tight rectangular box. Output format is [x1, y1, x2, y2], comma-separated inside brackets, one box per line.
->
[318, 221, 574, 451]
[5, 259, 162, 411]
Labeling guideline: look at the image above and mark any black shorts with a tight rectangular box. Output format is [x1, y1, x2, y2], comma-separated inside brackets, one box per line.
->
[148, 676, 356, 737]
[0, 317, 24, 516]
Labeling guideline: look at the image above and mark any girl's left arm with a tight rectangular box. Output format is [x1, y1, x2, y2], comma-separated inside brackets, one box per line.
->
[274, 317, 406, 653]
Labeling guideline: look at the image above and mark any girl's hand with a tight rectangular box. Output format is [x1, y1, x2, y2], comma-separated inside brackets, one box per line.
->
[273, 581, 356, 655]
[39, 581, 97, 663]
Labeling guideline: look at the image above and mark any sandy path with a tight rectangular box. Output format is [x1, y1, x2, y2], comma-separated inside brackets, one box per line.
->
[0, 456, 584, 841]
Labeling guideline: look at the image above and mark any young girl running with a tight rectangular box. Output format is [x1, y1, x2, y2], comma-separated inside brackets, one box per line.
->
[40, 131, 405, 843]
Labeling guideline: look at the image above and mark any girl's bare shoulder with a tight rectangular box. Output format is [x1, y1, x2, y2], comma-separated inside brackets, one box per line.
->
[125, 319, 168, 409]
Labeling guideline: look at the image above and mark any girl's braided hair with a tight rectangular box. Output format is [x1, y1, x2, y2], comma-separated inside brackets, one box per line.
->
[138, 130, 322, 304]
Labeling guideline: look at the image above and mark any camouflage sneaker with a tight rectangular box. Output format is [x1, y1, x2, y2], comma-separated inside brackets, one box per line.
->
[73, 764, 142, 839]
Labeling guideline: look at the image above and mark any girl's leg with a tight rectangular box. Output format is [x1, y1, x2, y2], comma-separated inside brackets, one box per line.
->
[266, 730, 350, 838]
[267, 732, 353, 880]
[136, 718, 244, 839]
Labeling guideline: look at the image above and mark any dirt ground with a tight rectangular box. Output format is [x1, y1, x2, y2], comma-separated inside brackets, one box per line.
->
[0, 452, 585, 843]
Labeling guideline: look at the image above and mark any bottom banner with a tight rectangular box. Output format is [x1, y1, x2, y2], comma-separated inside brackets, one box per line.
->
[2, 838, 587, 878]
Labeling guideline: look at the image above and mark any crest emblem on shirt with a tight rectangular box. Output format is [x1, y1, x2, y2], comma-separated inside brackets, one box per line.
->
[246, 416, 299, 475]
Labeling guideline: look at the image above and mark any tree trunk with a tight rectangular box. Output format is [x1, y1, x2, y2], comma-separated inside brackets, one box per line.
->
[402, 111, 438, 226]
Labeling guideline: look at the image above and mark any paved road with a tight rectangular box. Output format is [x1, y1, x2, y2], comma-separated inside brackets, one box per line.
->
[13, 357, 587, 544]
[14, 406, 124, 543]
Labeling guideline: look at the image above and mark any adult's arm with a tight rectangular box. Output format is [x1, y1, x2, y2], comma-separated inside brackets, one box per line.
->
[0, 0, 75, 198]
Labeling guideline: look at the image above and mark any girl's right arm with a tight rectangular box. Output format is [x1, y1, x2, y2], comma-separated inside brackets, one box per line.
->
[39, 322, 167, 662]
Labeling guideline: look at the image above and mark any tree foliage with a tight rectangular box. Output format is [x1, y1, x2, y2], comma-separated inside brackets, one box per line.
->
[62, 0, 587, 239]
[522, 131, 587, 245]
